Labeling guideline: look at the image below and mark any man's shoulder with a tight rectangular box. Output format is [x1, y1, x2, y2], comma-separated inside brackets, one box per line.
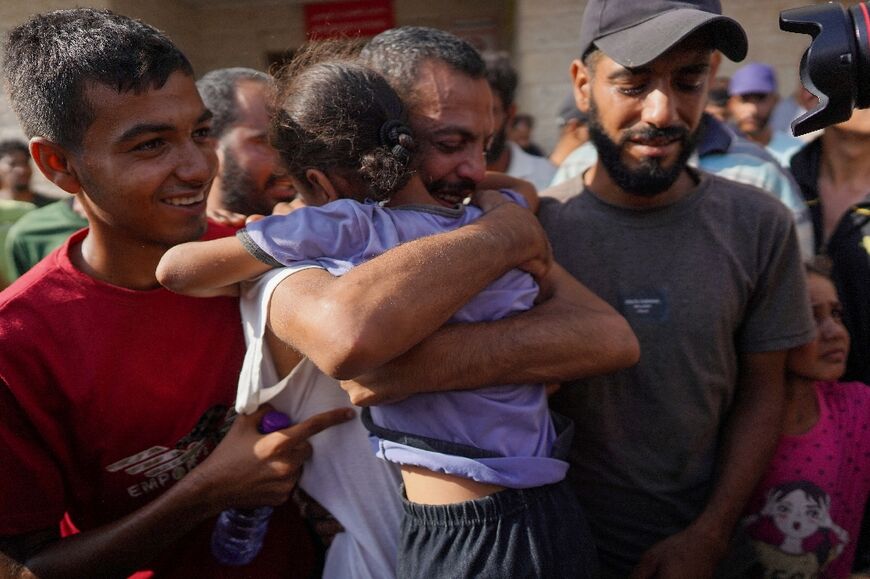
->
[540, 175, 585, 204]
[702, 171, 794, 217]
[550, 143, 597, 186]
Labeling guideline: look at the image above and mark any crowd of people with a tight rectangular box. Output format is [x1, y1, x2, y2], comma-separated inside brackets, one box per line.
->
[0, 0, 867, 578]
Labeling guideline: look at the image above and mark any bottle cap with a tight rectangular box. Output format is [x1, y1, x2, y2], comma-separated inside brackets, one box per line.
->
[258, 411, 292, 434]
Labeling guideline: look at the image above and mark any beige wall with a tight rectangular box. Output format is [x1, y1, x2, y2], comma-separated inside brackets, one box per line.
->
[0, 0, 836, 171]
[0, 0, 509, 137]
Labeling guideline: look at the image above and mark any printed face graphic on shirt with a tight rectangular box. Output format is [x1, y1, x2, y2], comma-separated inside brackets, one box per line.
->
[744, 479, 849, 577]
[773, 489, 825, 540]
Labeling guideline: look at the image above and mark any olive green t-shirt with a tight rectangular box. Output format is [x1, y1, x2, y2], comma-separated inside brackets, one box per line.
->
[4, 197, 87, 281]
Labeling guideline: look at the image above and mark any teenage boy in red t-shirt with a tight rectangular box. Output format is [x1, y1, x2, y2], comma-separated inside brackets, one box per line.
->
[0, 9, 353, 578]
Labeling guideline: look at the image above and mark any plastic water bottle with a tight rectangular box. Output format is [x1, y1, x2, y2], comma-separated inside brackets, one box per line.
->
[211, 410, 292, 566]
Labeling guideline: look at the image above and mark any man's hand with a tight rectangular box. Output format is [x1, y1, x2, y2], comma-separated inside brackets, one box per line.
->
[471, 189, 512, 212]
[473, 198, 553, 282]
[270, 198, 307, 216]
[195, 405, 354, 511]
[339, 371, 409, 407]
[630, 525, 727, 579]
[243, 198, 307, 226]
[206, 207, 247, 228]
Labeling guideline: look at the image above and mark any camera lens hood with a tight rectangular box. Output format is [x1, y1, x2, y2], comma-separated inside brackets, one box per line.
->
[780, 2, 870, 135]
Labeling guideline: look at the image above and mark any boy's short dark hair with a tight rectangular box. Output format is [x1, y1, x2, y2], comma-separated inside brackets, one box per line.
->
[0, 139, 29, 159]
[360, 26, 485, 103]
[483, 52, 518, 109]
[2, 8, 193, 151]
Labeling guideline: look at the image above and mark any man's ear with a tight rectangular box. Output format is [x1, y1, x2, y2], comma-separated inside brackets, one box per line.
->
[571, 59, 591, 113]
[304, 168, 340, 204]
[29, 138, 82, 194]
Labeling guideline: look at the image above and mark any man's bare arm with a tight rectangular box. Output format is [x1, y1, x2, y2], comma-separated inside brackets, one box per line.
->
[341, 264, 639, 405]
[267, 200, 553, 379]
[630, 350, 787, 579]
[0, 408, 352, 578]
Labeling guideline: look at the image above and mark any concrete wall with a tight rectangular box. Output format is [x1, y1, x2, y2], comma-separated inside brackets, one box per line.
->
[0, 0, 838, 177]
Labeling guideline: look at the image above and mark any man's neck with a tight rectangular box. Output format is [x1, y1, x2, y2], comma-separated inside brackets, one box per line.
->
[72, 226, 168, 291]
[819, 129, 870, 191]
[584, 163, 697, 209]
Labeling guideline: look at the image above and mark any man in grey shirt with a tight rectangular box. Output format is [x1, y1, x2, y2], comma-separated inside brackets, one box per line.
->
[539, 1, 815, 577]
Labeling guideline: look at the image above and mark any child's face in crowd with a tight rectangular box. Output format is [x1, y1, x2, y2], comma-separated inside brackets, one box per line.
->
[786, 274, 850, 382]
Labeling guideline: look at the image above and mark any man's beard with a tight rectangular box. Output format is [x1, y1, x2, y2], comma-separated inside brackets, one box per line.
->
[588, 99, 699, 197]
[485, 120, 509, 166]
[220, 150, 281, 216]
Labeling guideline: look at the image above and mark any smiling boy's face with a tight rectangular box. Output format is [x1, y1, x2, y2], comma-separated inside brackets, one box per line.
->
[70, 71, 218, 250]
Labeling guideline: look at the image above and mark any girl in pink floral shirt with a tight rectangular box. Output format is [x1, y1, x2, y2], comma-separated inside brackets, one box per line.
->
[741, 259, 870, 578]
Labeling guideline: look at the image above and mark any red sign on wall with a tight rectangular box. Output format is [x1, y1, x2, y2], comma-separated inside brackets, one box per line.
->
[304, 0, 395, 39]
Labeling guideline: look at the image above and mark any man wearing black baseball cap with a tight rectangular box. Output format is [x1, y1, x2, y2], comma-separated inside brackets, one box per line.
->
[540, 1, 815, 577]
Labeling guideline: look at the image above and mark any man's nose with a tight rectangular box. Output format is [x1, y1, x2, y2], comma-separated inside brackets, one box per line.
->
[177, 140, 216, 184]
[456, 148, 486, 185]
[641, 87, 678, 129]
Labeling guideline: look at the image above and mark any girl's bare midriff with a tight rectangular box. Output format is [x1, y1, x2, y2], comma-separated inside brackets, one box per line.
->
[401, 465, 505, 505]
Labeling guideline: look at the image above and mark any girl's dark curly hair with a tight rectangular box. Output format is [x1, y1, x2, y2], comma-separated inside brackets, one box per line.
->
[271, 61, 416, 202]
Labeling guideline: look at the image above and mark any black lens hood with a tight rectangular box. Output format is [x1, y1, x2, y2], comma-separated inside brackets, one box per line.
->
[780, 3, 857, 135]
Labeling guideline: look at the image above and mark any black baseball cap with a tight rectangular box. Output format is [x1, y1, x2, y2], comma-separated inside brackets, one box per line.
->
[579, 0, 748, 68]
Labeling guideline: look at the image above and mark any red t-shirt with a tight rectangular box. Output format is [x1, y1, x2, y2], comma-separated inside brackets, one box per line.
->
[0, 225, 315, 577]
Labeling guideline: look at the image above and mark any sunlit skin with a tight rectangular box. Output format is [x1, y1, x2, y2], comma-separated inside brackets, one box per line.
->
[209, 79, 295, 216]
[571, 38, 716, 209]
[727, 91, 778, 145]
[407, 59, 494, 207]
[816, 107, 870, 240]
[33, 71, 217, 289]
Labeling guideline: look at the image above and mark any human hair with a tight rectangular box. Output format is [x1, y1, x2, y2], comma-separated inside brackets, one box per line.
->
[483, 51, 518, 109]
[804, 255, 833, 280]
[360, 26, 485, 103]
[272, 37, 366, 107]
[583, 48, 604, 75]
[0, 139, 29, 159]
[271, 61, 416, 202]
[2, 8, 193, 151]
[196, 68, 271, 139]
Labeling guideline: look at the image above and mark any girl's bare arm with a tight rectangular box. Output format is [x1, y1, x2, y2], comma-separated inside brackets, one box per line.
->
[157, 236, 273, 297]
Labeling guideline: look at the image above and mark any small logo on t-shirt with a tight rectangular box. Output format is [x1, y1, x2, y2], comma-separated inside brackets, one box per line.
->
[620, 288, 669, 322]
[107, 405, 236, 499]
